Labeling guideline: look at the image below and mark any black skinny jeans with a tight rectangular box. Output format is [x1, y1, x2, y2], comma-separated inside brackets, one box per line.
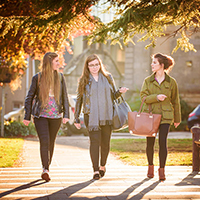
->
[34, 117, 62, 170]
[84, 114, 112, 172]
[146, 123, 170, 168]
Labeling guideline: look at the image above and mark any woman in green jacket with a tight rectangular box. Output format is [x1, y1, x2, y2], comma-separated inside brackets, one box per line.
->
[140, 53, 181, 181]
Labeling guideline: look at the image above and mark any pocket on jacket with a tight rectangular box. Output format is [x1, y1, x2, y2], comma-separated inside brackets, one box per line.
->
[162, 105, 173, 119]
[162, 111, 173, 120]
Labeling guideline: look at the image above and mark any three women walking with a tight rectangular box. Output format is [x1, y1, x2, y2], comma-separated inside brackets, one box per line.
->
[23, 51, 181, 182]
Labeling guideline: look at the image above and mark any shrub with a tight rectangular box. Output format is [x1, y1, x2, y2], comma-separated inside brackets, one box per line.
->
[127, 94, 141, 112]
[4, 121, 37, 137]
[170, 98, 194, 131]
[180, 98, 194, 121]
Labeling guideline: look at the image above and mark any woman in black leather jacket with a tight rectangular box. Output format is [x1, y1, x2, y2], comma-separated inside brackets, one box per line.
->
[23, 52, 70, 182]
[74, 54, 129, 180]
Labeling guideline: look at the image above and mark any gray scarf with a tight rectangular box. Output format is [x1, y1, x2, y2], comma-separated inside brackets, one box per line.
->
[88, 72, 113, 131]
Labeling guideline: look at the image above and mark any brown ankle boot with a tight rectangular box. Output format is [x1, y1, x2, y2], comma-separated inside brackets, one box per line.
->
[158, 168, 166, 181]
[147, 165, 154, 178]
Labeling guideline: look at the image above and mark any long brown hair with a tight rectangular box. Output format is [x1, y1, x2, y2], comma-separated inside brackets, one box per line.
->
[78, 54, 112, 95]
[39, 52, 61, 107]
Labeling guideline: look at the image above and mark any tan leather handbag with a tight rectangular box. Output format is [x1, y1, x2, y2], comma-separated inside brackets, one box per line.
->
[128, 97, 161, 137]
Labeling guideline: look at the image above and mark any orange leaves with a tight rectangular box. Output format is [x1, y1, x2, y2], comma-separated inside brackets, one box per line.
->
[0, 51, 27, 90]
[0, 0, 96, 90]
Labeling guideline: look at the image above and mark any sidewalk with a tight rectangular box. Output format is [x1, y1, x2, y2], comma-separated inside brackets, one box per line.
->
[0, 132, 199, 199]
[112, 131, 193, 139]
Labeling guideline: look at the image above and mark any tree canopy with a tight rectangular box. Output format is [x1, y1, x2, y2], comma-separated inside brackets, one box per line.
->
[0, 0, 96, 89]
[1, 0, 200, 90]
[88, 0, 200, 53]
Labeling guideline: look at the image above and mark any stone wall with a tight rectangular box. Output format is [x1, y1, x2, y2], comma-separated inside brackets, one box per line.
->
[124, 28, 200, 107]
[124, 40, 151, 93]
[64, 48, 123, 95]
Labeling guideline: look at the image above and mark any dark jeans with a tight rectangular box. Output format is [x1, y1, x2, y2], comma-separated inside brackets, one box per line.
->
[146, 123, 170, 168]
[84, 114, 112, 172]
[34, 117, 62, 170]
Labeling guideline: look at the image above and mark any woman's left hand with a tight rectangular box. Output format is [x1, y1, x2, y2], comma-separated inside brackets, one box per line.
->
[63, 118, 70, 124]
[174, 122, 180, 128]
[119, 87, 129, 94]
[23, 119, 31, 126]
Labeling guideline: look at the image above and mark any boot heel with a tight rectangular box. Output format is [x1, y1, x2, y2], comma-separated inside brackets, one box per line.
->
[147, 165, 154, 178]
[158, 168, 166, 181]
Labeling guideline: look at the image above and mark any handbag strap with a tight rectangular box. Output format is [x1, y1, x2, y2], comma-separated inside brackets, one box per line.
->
[119, 95, 125, 102]
[138, 96, 152, 114]
[113, 92, 125, 103]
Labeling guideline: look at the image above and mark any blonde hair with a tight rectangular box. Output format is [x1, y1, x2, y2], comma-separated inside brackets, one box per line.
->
[39, 52, 61, 107]
[78, 54, 112, 95]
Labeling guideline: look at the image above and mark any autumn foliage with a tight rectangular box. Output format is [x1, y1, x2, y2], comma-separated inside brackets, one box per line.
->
[88, 0, 200, 53]
[0, 0, 96, 90]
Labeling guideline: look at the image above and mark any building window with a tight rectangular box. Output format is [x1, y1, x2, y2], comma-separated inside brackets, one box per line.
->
[186, 60, 193, 67]
[13, 102, 23, 111]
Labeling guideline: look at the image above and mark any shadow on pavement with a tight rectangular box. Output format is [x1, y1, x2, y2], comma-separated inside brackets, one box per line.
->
[33, 179, 93, 199]
[32, 178, 160, 200]
[0, 179, 46, 198]
[116, 179, 160, 200]
[175, 171, 200, 186]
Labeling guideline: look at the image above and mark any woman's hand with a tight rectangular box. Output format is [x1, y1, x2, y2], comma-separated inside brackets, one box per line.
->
[74, 123, 81, 129]
[119, 87, 129, 94]
[63, 118, 70, 124]
[174, 122, 180, 128]
[23, 119, 30, 126]
[157, 94, 167, 101]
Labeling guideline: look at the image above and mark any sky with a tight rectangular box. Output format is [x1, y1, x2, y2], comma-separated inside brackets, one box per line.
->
[91, 0, 115, 23]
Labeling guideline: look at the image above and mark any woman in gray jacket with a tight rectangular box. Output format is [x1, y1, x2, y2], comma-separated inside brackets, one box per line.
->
[74, 54, 128, 180]
[23, 52, 70, 182]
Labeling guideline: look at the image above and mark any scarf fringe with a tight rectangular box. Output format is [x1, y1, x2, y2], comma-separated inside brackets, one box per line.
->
[88, 126, 101, 132]
[88, 120, 113, 132]
[99, 120, 113, 126]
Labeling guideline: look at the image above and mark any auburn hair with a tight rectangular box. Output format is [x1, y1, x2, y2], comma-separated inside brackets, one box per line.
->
[152, 53, 175, 73]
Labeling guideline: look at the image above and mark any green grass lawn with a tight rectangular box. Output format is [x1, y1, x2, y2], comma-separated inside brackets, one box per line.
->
[0, 138, 24, 167]
[110, 138, 192, 166]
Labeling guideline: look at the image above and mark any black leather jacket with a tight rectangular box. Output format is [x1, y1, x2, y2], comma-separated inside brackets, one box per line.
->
[74, 74, 121, 123]
[24, 73, 69, 120]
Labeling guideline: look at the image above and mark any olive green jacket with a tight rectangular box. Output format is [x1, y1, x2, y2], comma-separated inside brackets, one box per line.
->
[140, 73, 181, 125]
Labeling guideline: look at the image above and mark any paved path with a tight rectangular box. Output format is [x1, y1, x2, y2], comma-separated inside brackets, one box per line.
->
[0, 132, 199, 199]
[111, 131, 193, 139]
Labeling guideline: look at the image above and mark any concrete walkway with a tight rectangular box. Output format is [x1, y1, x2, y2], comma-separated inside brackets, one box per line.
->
[0, 132, 199, 199]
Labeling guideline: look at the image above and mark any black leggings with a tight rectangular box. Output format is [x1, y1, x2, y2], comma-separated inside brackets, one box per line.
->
[34, 117, 62, 170]
[146, 123, 170, 168]
[84, 115, 112, 172]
